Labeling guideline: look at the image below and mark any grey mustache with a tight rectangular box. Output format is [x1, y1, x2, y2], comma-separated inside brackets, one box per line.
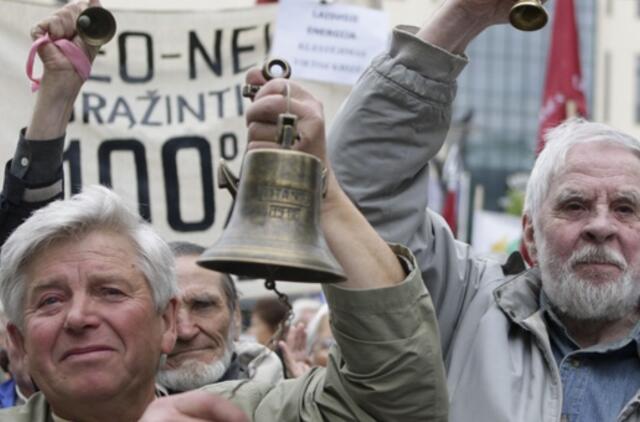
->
[569, 246, 627, 270]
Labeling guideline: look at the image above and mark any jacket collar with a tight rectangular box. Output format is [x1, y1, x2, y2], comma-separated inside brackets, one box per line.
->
[493, 267, 543, 324]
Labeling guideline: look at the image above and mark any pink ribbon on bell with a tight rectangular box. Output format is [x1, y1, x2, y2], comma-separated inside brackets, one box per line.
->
[26, 34, 91, 92]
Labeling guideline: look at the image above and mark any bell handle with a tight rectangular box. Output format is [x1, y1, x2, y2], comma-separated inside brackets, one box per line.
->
[217, 160, 239, 199]
[242, 58, 292, 99]
[262, 58, 292, 80]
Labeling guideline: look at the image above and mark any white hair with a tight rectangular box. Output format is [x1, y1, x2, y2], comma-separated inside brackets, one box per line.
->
[524, 118, 640, 227]
[291, 298, 322, 326]
[0, 185, 178, 328]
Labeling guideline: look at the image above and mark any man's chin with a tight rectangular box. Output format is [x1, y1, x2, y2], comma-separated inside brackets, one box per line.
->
[165, 350, 218, 369]
[157, 353, 232, 391]
[571, 265, 623, 285]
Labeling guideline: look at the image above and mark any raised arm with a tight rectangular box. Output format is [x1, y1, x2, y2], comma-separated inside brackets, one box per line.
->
[230, 69, 448, 421]
[326, 0, 519, 355]
[0, 0, 100, 245]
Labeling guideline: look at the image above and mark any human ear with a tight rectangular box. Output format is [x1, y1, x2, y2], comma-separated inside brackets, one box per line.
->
[522, 214, 538, 265]
[160, 298, 178, 354]
[7, 323, 27, 365]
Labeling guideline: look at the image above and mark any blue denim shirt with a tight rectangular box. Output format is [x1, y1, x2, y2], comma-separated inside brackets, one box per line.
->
[0, 379, 16, 409]
[541, 293, 640, 422]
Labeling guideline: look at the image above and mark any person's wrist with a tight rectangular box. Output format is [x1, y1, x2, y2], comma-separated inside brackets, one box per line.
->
[26, 73, 81, 140]
[39, 71, 84, 102]
[417, 2, 489, 54]
[320, 170, 349, 216]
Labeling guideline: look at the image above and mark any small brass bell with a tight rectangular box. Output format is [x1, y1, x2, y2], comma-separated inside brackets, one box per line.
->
[509, 0, 548, 31]
[76, 7, 117, 47]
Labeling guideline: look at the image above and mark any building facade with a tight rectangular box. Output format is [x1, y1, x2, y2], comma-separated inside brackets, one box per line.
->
[594, 0, 640, 139]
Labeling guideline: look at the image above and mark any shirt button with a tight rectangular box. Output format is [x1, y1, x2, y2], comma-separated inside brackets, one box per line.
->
[570, 358, 580, 368]
[561, 415, 569, 422]
[20, 157, 29, 167]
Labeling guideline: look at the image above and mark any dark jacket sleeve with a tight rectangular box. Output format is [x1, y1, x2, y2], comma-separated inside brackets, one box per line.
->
[0, 129, 65, 247]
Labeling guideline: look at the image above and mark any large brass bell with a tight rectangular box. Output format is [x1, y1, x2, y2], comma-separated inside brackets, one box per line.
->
[509, 0, 548, 31]
[199, 60, 346, 283]
[76, 7, 117, 47]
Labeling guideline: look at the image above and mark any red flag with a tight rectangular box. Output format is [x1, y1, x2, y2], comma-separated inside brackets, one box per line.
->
[442, 190, 458, 236]
[442, 143, 462, 236]
[536, 0, 587, 153]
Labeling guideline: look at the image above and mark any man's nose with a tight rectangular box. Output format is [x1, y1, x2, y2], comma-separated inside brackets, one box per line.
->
[582, 208, 618, 243]
[63, 294, 99, 333]
[176, 309, 198, 340]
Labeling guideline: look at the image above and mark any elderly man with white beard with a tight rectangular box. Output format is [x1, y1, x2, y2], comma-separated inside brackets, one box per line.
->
[157, 242, 283, 392]
[327, 0, 640, 420]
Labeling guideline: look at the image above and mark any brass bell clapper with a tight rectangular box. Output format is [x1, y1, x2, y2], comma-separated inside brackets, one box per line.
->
[199, 59, 347, 285]
[509, 0, 548, 31]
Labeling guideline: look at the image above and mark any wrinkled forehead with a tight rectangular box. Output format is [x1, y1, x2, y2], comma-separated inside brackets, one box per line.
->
[547, 142, 640, 200]
[176, 257, 227, 300]
[23, 230, 147, 290]
[560, 142, 640, 176]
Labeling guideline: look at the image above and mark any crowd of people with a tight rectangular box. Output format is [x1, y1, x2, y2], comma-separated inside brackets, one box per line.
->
[0, 0, 639, 420]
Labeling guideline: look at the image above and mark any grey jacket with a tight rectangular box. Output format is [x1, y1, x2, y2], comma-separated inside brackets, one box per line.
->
[328, 26, 640, 422]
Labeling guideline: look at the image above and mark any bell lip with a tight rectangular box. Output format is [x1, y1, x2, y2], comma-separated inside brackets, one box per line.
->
[77, 7, 117, 47]
[196, 255, 347, 283]
[509, 4, 548, 31]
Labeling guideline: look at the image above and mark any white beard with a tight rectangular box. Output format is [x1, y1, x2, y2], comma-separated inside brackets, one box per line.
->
[538, 239, 640, 321]
[157, 342, 234, 392]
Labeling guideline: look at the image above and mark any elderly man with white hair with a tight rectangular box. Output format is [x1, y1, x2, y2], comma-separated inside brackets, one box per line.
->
[328, 0, 640, 421]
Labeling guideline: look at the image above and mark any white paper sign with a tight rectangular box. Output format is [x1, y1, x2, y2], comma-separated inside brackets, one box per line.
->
[272, 0, 389, 85]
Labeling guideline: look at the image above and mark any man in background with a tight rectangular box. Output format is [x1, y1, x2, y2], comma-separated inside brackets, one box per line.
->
[157, 242, 283, 392]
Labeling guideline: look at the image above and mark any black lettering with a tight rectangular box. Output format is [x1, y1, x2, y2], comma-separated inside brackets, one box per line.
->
[98, 139, 151, 221]
[219, 132, 238, 160]
[139, 90, 162, 126]
[177, 94, 205, 123]
[189, 30, 223, 79]
[107, 97, 136, 128]
[63, 140, 82, 195]
[165, 96, 172, 125]
[162, 136, 214, 231]
[264, 23, 272, 54]
[118, 32, 154, 83]
[208, 88, 230, 119]
[82, 92, 107, 124]
[232, 26, 257, 74]
[234, 84, 245, 116]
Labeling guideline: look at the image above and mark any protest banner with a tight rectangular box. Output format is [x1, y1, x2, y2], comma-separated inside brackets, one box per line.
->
[1, 1, 352, 249]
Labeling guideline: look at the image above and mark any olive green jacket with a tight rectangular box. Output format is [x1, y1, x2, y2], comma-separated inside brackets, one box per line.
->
[0, 245, 448, 421]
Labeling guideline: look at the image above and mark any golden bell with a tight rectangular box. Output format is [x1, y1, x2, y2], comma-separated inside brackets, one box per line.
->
[76, 7, 117, 47]
[509, 0, 548, 31]
[199, 149, 346, 283]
